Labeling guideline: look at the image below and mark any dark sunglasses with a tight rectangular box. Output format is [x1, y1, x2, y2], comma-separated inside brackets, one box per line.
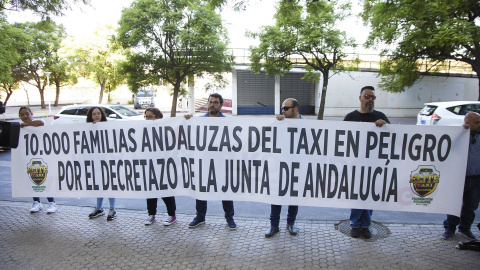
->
[362, 94, 376, 100]
[282, 106, 294, 111]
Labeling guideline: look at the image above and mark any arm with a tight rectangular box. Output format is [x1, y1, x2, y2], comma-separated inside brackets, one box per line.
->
[21, 120, 45, 128]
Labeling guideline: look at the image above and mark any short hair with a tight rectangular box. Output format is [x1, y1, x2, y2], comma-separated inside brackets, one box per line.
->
[209, 93, 223, 104]
[360, 86, 375, 94]
[18, 106, 32, 114]
[285, 98, 299, 108]
[144, 107, 163, 119]
[86, 106, 107, 123]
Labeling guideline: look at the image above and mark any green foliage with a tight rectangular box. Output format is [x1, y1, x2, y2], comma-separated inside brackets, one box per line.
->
[1, 0, 90, 18]
[117, 0, 234, 116]
[12, 20, 67, 108]
[363, 0, 480, 96]
[62, 25, 127, 104]
[249, 0, 356, 119]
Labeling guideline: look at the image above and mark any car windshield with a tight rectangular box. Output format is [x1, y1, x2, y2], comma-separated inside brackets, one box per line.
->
[109, 106, 141, 116]
[136, 90, 153, 97]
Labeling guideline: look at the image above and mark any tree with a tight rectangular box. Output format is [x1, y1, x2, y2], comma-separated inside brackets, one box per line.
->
[13, 20, 67, 109]
[362, 0, 480, 99]
[0, 16, 30, 104]
[1, 0, 90, 18]
[249, 0, 357, 120]
[117, 0, 234, 117]
[63, 25, 126, 104]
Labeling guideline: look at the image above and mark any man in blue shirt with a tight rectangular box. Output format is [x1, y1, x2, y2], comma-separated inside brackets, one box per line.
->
[442, 112, 480, 240]
[185, 93, 236, 230]
[265, 98, 303, 237]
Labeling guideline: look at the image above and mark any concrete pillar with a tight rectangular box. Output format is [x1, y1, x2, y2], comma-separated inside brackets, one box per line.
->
[275, 74, 281, 114]
[232, 69, 238, 115]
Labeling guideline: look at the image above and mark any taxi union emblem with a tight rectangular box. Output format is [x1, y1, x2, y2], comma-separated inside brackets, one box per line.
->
[27, 159, 48, 186]
[409, 166, 440, 200]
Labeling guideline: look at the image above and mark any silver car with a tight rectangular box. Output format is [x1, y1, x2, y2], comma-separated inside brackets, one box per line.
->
[417, 101, 480, 126]
[51, 104, 144, 125]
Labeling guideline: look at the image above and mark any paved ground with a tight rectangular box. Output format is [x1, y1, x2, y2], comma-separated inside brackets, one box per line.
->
[1, 200, 479, 270]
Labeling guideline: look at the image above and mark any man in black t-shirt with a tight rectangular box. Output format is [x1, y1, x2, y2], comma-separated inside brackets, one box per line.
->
[344, 86, 390, 239]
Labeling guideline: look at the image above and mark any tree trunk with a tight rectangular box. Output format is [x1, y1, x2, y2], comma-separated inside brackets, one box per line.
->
[39, 88, 45, 109]
[170, 80, 181, 117]
[98, 78, 107, 104]
[316, 71, 329, 120]
[54, 79, 61, 106]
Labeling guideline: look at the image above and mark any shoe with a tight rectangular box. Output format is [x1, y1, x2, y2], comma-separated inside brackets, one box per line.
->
[458, 228, 477, 240]
[46, 202, 57, 214]
[442, 229, 455, 239]
[163, 216, 177, 226]
[265, 226, 280, 237]
[30, 201, 43, 213]
[226, 218, 236, 230]
[107, 209, 116, 221]
[351, 228, 361, 238]
[188, 217, 205, 228]
[362, 228, 372, 239]
[89, 208, 104, 219]
[287, 224, 298, 235]
[144, 215, 155, 225]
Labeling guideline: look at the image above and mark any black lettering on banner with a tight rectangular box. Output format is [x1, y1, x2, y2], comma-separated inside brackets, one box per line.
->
[297, 128, 309, 154]
[81, 131, 90, 154]
[232, 126, 242, 152]
[58, 161, 65, 190]
[287, 127, 297, 154]
[327, 165, 338, 198]
[423, 134, 436, 161]
[196, 126, 207, 151]
[335, 130, 345, 157]
[390, 133, 400, 160]
[262, 127, 274, 153]
[73, 131, 80, 154]
[85, 160, 93, 190]
[165, 126, 176, 151]
[152, 127, 164, 151]
[350, 166, 358, 200]
[248, 126, 260, 152]
[438, 134, 451, 162]
[101, 160, 110, 190]
[366, 132, 377, 158]
[378, 132, 390, 159]
[279, 162, 289, 196]
[360, 166, 371, 201]
[219, 126, 231, 152]
[167, 158, 178, 189]
[181, 157, 190, 189]
[124, 160, 134, 191]
[208, 126, 219, 151]
[408, 134, 422, 161]
[178, 125, 188, 150]
[372, 167, 382, 201]
[109, 160, 118, 191]
[338, 165, 349, 199]
[116, 160, 125, 191]
[90, 130, 102, 153]
[207, 159, 217, 192]
[58, 161, 82, 191]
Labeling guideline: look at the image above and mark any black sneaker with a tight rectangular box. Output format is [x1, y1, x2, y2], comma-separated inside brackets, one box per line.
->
[458, 228, 476, 240]
[351, 228, 361, 238]
[362, 228, 372, 239]
[89, 209, 104, 219]
[107, 209, 116, 221]
[188, 217, 205, 228]
[226, 218, 237, 230]
[442, 229, 455, 239]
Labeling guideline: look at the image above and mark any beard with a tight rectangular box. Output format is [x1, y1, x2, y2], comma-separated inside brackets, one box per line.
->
[364, 102, 374, 113]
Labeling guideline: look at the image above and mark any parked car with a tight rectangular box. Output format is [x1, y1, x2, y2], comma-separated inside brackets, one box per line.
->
[417, 101, 480, 126]
[133, 89, 155, 109]
[51, 104, 144, 125]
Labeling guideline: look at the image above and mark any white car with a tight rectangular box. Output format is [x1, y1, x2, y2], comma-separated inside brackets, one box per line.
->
[417, 101, 480, 126]
[51, 104, 144, 125]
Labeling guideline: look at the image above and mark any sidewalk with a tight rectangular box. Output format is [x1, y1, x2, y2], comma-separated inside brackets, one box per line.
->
[0, 201, 478, 270]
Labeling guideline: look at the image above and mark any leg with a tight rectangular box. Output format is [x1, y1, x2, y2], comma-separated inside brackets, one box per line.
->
[195, 200, 207, 220]
[286, 205, 299, 225]
[222, 200, 234, 220]
[459, 176, 480, 231]
[270, 205, 282, 227]
[360, 210, 373, 228]
[162, 197, 176, 216]
[108, 198, 116, 210]
[33, 197, 40, 202]
[350, 209, 363, 228]
[47, 197, 54, 203]
[147, 198, 158, 216]
[96, 198, 104, 210]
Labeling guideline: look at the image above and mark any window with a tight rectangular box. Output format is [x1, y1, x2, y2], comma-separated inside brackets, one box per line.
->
[60, 108, 78, 115]
[419, 105, 437, 116]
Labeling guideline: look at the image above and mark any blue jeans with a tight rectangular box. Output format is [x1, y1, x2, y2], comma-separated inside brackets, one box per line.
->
[96, 198, 116, 210]
[270, 205, 298, 227]
[444, 176, 480, 231]
[196, 200, 234, 220]
[350, 209, 373, 228]
[33, 197, 54, 203]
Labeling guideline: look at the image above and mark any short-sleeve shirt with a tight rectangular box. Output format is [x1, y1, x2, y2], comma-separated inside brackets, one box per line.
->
[343, 110, 390, 124]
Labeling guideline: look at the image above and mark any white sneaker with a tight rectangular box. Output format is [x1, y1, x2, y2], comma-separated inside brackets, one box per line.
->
[30, 201, 43, 213]
[46, 202, 57, 214]
[144, 215, 155, 225]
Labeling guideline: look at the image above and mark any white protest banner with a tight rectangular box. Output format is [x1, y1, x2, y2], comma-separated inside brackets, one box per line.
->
[11, 117, 468, 215]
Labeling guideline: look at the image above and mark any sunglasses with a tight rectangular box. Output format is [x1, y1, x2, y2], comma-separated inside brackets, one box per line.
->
[282, 106, 294, 111]
[362, 94, 376, 100]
